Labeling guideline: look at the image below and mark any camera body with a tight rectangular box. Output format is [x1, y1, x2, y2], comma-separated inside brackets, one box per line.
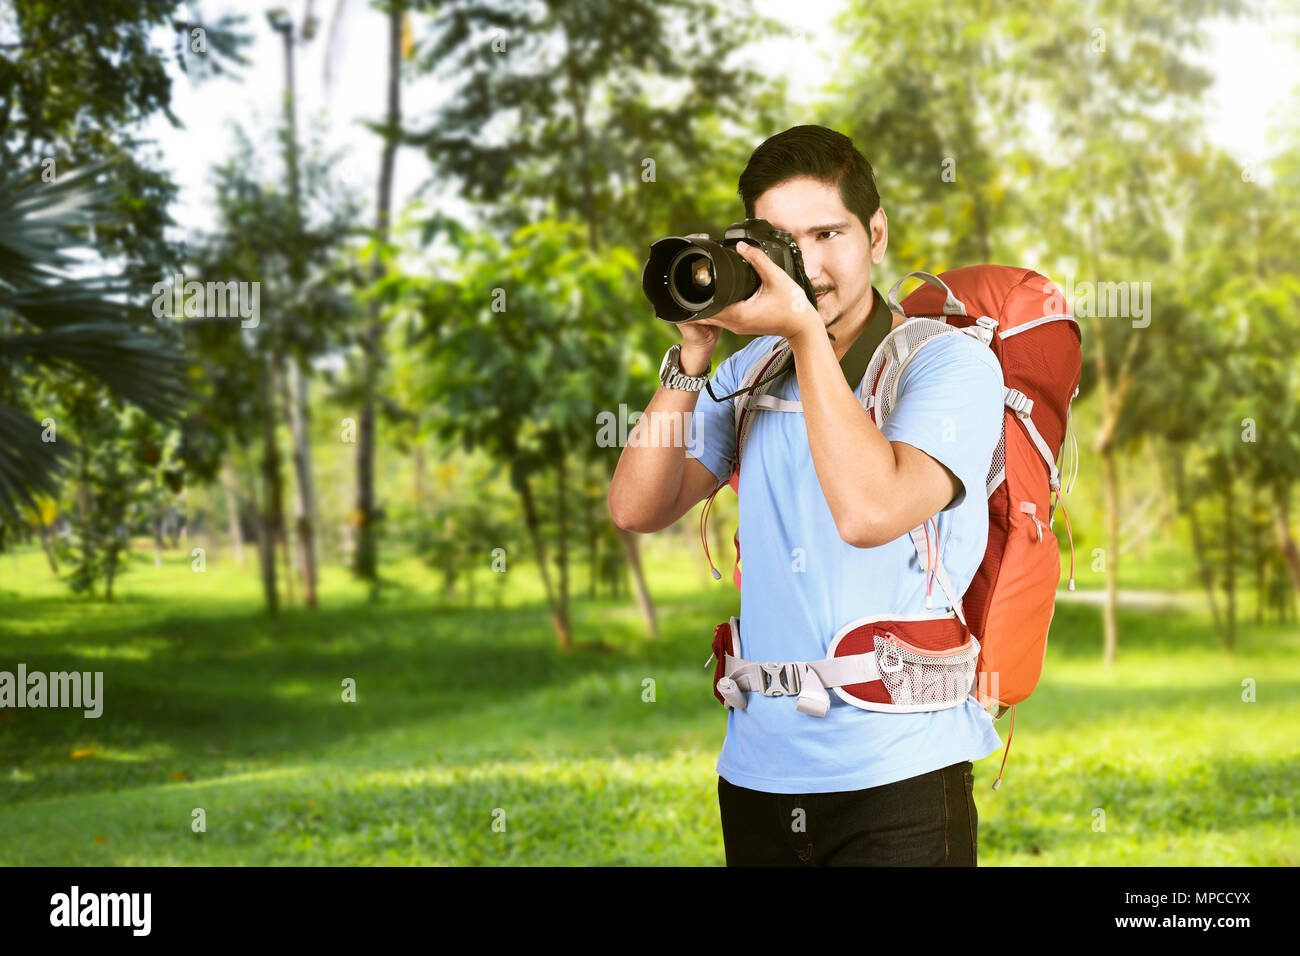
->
[641, 217, 819, 323]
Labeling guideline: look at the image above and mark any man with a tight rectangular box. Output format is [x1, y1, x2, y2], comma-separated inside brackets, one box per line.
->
[608, 125, 1005, 866]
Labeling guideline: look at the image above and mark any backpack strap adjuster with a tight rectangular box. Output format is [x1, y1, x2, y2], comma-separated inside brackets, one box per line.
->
[1004, 387, 1034, 417]
[962, 315, 998, 346]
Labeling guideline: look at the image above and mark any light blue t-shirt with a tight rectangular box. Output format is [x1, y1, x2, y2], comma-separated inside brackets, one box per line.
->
[687, 318, 1006, 793]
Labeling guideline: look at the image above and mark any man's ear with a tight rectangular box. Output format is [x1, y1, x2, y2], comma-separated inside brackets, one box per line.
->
[870, 208, 889, 265]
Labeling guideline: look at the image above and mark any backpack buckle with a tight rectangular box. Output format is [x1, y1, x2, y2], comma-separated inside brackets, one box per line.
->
[758, 661, 800, 697]
[962, 315, 998, 346]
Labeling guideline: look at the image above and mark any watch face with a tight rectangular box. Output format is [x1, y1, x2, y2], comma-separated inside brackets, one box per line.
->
[660, 345, 678, 380]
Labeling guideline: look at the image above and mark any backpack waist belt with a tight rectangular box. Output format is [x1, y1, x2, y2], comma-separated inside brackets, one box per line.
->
[710, 613, 981, 717]
[715, 654, 876, 717]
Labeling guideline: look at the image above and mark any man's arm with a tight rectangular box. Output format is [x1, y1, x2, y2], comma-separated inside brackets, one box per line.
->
[787, 325, 959, 548]
[608, 340, 729, 534]
[677, 240, 1000, 548]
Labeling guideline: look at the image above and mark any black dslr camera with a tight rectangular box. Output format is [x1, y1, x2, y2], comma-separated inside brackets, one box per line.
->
[641, 218, 818, 323]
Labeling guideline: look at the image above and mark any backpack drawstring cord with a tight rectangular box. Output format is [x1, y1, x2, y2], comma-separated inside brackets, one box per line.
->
[700, 478, 727, 581]
[1056, 492, 1076, 590]
[923, 518, 937, 609]
[992, 702, 1016, 790]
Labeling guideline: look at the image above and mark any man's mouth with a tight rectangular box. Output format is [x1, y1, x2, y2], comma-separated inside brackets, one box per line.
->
[815, 289, 832, 301]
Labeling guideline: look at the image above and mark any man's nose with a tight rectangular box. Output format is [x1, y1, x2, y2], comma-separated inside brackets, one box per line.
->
[798, 242, 821, 281]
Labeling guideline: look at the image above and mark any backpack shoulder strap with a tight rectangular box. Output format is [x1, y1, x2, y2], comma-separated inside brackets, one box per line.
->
[867, 316, 989, 623]
[732, 340, 793, 473]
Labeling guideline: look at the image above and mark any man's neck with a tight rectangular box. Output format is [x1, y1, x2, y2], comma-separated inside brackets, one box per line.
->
[826, 287, 909, 361]
[827, 288, 883, 361]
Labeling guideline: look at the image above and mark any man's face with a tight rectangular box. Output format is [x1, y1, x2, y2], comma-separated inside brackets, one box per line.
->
[752, 175, 887, 330]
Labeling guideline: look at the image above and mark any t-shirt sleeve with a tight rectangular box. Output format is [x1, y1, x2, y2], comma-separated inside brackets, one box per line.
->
[879, 332, 1004, 512]
[684, 340, 766, 484]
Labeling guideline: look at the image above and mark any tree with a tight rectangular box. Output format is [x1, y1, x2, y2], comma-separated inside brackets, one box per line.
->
[416, 219, 642, 647]
[185, 127, 360, 613]
[0, 0, 249, 559]
[405, 0, 787, 636]
[833, 0, 1249, 664]
[352, 0, 408, 596]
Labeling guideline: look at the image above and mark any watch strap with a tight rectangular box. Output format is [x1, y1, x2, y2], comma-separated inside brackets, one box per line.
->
[661, 345, 709, 391]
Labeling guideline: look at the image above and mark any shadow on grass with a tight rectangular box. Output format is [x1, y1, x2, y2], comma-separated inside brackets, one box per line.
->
[0, 585, 725, 804]
[1, 573, 1290, 814]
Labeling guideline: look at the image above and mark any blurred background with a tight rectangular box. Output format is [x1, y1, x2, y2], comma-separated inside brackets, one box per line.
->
[0, 0, 1297, 865]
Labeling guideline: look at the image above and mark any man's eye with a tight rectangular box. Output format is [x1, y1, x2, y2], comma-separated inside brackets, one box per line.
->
[819, 231, 839, 240]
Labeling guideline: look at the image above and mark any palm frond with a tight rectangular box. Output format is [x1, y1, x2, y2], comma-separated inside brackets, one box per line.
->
[0, 160, 191, 518]
[0, 163, 122, 289]
[2, 323, 188, 422]
[0, 402, 75, 520]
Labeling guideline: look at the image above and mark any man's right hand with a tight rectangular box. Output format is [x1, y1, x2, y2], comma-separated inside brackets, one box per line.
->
[678, 321, 719, 377]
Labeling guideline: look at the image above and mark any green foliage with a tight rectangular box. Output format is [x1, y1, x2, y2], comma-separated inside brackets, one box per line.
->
[417, 218, 641, 481]
[408, 0, 784, 242]
[49, 388, 181, 598]
[0, 162, 189, 521]
[0, 0, 249, 534]
[409, 448, 516, 601]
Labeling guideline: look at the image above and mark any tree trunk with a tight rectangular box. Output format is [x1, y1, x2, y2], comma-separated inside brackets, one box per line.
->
[1253, 485, 1266, 626]
[286, 355, 319, 607]
[568, 55, 658, 634]
[153, 510, 164, 568]
[596, 458, 657, 636]
[517, 470, 572, 649]
[36, 520, 58, 573]
[354, 3, 403, 596]
[274, 17, 318, 608]
[258, 358, 282, 614]
[76, 445, 91, 590]
[584, 470, 597, 600]
[1100, 444, 1120, 668]
[221, 457, 245, 567]
[1222, 454, 1236, 651]
[1090, 306, 1134, 669]
[104, 526, 122, 601]
[557, 446, 570, 628]
[618, 527, 659, 637]
[413, 441, 427, 524]
[1166, 445, 1222, 631]
[202, 504, 215, 570]
[1273, 479, 1300, 597]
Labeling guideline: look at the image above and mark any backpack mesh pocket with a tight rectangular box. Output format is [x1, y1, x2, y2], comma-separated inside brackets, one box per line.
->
[875, 631, 981, 709]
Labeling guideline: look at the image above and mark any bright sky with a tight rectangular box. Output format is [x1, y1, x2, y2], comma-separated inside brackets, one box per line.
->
[145, 0, 1299, 234]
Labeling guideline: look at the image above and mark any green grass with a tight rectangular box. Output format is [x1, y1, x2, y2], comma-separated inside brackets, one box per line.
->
[0, 538, 1296, 866]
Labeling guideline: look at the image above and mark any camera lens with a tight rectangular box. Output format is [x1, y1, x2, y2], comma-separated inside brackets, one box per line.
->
[642, 234, 762, 322]
[668, 248, 715, 310]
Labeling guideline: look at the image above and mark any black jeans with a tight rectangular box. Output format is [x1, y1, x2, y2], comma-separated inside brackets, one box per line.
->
[717, 760, 977, 866]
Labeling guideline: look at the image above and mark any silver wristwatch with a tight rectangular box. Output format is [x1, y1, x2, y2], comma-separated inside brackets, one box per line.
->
[659, 344, 710, 391]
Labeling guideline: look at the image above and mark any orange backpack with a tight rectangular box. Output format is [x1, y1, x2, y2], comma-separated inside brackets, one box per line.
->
[699, 267, 1082, 781]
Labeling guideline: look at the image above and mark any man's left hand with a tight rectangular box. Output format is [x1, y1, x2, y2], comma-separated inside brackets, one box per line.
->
[686, 241, 823, 343]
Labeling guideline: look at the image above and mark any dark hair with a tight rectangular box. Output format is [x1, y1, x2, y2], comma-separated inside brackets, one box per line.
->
[737, 125, 881, 234]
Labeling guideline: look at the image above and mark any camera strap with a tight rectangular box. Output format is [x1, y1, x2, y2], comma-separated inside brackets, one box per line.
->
[704, 285, 894, 403]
